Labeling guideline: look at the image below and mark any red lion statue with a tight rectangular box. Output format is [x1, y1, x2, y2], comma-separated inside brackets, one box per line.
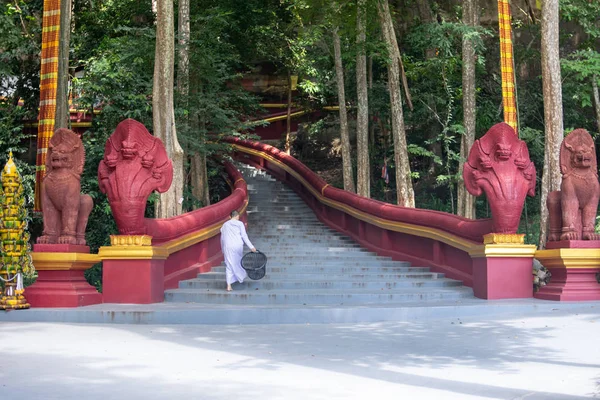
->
[547, 129, 600, 241]
[37, 129, 93, 245]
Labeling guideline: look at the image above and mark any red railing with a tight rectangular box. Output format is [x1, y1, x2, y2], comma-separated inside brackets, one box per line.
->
[101, 161, 249, 303]
[228, 138, 494, 286]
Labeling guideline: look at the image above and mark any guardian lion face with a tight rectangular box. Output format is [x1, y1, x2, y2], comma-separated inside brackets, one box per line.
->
[50, 143, 74, 170]
[568, 144, 594, 169]
[562, 129, 596, 171]
[47, 129, 84, 175]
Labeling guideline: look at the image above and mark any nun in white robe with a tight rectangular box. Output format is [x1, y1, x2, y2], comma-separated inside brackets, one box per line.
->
[220, 211, 256, 290]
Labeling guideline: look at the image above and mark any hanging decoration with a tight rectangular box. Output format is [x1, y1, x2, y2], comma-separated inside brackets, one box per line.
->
[34, 0, 62, 211]
[497, 0, 518, 134]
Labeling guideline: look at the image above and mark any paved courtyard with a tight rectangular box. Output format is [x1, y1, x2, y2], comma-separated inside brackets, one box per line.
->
[0, 305, 598, 400]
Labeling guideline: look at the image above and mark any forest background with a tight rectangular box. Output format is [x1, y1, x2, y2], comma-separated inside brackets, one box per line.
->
[0, 0, 599, 291]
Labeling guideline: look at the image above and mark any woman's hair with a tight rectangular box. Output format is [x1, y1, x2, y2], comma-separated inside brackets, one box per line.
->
[230, 210, 239, 218]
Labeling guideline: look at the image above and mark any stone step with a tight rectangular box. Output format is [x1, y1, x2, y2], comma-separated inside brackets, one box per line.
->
[255, 234, 351, 239]
[249, 248, 372, 254]
[164, 287, 474, 305]
[256, 255, 393, 261]
[199, 271, 440, 280]
[251, 244, 363, 250]
[179, 278, 460, 290]
[164, 162, 472, 310]
[210, 266, 428, 274]
[235, 253, 394, 261]
[225, 260, 411, 267]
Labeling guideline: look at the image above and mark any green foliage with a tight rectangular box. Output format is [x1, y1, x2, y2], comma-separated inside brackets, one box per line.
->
[0, 0, 42, 114]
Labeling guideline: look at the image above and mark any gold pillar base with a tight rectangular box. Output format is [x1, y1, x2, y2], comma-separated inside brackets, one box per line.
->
[0, 294, 30, 310]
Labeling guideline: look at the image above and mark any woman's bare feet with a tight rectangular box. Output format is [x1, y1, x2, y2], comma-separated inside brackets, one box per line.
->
[226, 284, 232, 292]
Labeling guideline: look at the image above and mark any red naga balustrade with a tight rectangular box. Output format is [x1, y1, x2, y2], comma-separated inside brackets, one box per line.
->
[228, 137, 537, 299]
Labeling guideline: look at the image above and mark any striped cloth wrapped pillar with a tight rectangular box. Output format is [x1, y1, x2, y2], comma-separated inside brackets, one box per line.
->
[497, 0, 518, 134]
[35, 0, 62, 211]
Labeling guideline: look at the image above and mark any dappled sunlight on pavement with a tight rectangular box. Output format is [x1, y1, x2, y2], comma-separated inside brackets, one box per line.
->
[0, 308, 598, 399]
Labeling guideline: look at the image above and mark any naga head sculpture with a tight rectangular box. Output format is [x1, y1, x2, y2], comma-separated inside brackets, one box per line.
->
[98, 119, 173, 235]
[463, 123, 536, 234]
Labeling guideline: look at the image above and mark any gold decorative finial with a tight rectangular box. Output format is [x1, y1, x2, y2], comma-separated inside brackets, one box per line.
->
[0, 151, 31, 310]
[3, 151, 17, 177]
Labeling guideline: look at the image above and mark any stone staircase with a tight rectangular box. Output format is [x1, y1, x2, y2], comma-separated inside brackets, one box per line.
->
[165, 164, 474, 306]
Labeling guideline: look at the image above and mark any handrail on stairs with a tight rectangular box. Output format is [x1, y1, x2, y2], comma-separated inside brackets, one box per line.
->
[99, 161, 249, 303]
[227, 138, 497, 287]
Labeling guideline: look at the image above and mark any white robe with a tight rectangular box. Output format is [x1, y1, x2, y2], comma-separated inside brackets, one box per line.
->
[220, 219, 254, 284]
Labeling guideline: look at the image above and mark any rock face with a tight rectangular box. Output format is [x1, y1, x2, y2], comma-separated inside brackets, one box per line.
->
[98, 119, 173, 235]
[547, 129, 600, 241]
[463, 122, 536, 233]
[37, 129, 93, 245]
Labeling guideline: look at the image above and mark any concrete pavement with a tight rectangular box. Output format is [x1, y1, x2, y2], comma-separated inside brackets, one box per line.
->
[0, 305, 598, 399]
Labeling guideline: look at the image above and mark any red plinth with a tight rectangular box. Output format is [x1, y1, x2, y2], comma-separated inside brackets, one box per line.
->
[535, 268, 600, 301]
[535, 242, 600, 301]
[472, 257, 534, 299]
[27, 270, 102, 307]
[102, 259, 165, 304]
[28, 247, 102, 308]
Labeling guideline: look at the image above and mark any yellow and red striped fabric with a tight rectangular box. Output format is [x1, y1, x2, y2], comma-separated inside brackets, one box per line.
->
[497, 0, 518, 134]
[35, 0, 62, 211]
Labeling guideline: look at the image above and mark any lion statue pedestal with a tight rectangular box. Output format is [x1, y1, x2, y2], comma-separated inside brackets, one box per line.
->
[535, 129, 600, 301]
[27, 128, 102, 307]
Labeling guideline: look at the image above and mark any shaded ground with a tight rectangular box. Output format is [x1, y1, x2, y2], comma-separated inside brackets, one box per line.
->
[1, 306, 598, 399]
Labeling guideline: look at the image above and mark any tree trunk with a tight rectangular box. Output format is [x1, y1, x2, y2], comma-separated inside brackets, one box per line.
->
[414, 0, 441, 175]
[368, 56, 375, 147]
[191, 152, 210, 208]
[177, 0, 190, 101]
[153, 0, 184, 218]
[415, 0, 437, 59]
[285, 71, 292, 154]
[593, 76, 600, 133]
[457, 0, 477, 219]
[378, 0, 414, 207]
[55, 0, 72, 129]
[356, 0, 370, 198]
[539, 0, 564, 247]
[333, 28, 356, 193]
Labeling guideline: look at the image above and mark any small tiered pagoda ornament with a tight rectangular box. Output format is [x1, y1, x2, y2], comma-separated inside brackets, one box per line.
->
[0, 152, 34, 310]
